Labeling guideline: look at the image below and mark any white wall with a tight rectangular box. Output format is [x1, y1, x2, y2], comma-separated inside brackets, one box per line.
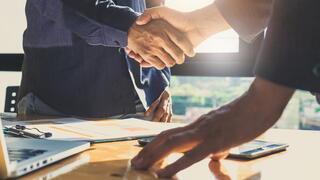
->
[0, 1, 26, 111]
[0, 72, 22, 112]
[0, 0, 27, 53]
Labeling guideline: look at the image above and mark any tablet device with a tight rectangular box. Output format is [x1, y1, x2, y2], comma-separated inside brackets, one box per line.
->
[138, 138, 288, 159]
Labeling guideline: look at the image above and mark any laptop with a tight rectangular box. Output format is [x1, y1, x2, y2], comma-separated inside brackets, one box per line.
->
[0, 121, 90, 179]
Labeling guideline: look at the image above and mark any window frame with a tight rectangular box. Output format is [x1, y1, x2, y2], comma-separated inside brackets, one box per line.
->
[0, 34, 264, 75]
[0, 54, 24, 71]
[171, 34, 264, 77]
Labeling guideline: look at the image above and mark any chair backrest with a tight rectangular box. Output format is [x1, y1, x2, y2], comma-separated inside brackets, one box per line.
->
[4, 86, 19, 113]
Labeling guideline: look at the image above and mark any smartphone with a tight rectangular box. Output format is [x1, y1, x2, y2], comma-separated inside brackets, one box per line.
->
[138, 138, 288, 159]
[138, 137, 155, 146]
[229, 140, 288, 159]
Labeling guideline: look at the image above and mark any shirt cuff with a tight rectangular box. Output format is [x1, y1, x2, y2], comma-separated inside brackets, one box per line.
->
[101, 7, 140, 47]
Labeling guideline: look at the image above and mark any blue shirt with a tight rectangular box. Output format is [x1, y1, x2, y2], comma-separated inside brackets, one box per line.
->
[20, 0, 170, 118]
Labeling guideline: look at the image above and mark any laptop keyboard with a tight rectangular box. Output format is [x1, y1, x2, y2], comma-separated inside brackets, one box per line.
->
[8, 148, 47, 162]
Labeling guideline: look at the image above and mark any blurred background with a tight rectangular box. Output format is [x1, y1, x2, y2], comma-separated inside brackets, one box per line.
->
[1, 0, 319, 130]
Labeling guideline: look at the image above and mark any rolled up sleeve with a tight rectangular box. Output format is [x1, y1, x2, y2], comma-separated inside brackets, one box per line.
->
[215, 0, 273, 43]
[254, 0, 320, 92]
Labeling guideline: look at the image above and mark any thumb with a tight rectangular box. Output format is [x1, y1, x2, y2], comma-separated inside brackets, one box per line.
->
[141, 61, 153, 67]
[145, 99, 160, 116]
[136, 13, 153, 25]
[136, 7, 165, 25]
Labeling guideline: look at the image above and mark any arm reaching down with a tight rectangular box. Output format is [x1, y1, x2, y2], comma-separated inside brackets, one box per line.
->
[132, 77, 294, 177]
[127, 0, 273, 66]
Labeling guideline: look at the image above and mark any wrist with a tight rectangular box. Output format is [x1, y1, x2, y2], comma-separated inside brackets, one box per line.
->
[212, 78, 294, 148]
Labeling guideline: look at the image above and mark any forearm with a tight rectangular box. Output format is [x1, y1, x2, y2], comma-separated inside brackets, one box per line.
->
[186, 0, 273, 43]
[185, 3, 231, 44]
[215, 0, 273, 42]
[213, 77, 294, 149]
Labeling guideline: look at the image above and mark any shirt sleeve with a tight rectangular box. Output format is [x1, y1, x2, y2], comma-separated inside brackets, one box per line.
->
[254, 0, 320, 92]
[28, 0, 139, 47]
[215, 0, 273, 43]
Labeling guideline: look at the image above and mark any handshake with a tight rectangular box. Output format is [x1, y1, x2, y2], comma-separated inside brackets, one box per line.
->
[126, 7, 209, 70]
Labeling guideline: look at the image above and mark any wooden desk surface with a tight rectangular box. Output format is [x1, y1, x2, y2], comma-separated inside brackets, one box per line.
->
[17, 129, 320, 180]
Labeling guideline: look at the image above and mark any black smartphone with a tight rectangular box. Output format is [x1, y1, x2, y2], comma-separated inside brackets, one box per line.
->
[228, 140, 289, 159]
[138, 137, 155, 146]
[138, 137, 288, 159]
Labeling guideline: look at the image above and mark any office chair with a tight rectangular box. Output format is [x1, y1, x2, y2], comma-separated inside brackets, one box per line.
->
[4, 86, 19, 113]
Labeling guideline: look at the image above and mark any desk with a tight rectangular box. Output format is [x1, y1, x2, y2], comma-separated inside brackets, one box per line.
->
[17, 129, 320, 180]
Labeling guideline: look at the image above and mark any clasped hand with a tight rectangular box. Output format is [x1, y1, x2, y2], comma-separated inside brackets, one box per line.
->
[127, 7, 201, 69]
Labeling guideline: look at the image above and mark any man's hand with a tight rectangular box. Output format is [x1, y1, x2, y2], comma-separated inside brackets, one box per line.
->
[131, 77, 294, 178]
[127, 5, 231, 66]
[127, 19, 195, 70]
[136, 7, 205, 47]
[146, 88, 172, 122]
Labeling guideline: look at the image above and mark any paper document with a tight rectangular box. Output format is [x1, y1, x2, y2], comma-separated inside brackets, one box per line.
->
[3, 118, 184, 142]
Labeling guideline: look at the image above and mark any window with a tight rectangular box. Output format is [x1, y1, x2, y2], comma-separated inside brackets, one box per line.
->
[0, 1, 25, 110]
[1, 0, 319, 131]
[166, 0, 263, 77]
[171, 76, 253, 123]
[170, 76, 320, 131]
[0, 0, 26, 54]
[166, 0, 239, 53]
[166, 0, 320, 131]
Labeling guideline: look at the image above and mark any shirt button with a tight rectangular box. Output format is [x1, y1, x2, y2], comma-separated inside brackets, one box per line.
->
[313, 63, 320, 77]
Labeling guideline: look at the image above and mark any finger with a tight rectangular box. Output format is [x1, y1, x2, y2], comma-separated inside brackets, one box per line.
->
[165, 28, 195, 58]
[148, 56, 166, 70]
[160, 102, 171, 123]
[159, 112, 168, 123]
[167, 96, 173, 123]
[140, 53, 166, 70]
[152, 95, 169, 122]
[132, 129, 176, 169]
[125, 47, 142, 62]
[134, 54, 144, 63]
[124, 47, 131, 54]
[141, 61, 153, 67]
[145, 99, 160, 117]
[166, 103, 173, 123]
[152, 106, 165, 122]
[156, 48, 176, 67]
[158, 35, 185, 65]
[157, 143, 211, 178]
[132, 126, 189, 169]
[136, 13, 153, 25]
[210, 151, 229, 161]
[133, 128, 200, 170]
[167, 113, 173, 123]
[162, 44, 184, 66]
[128, 52, 143, 63]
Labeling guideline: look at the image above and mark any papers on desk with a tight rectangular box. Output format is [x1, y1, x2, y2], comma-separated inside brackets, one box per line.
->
[2, 118, 185, 142]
